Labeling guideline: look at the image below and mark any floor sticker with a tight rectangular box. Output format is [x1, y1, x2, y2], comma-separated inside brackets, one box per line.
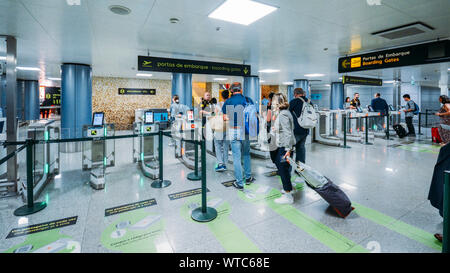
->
[181, 195, 262, 253]
[4, 229, 80, 253]
[237, 183, 369, 253]
[396, 143, 441, 154]
[6, 216, 78, 239]
[101, 208, 166, 253]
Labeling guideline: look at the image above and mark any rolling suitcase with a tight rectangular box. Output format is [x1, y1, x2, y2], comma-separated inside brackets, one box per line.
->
[393, 124, 407, 138]
[288, 159, 354, 218]
[431, 127, 442, 143]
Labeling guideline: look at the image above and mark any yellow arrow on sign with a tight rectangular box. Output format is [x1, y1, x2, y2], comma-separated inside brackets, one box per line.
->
[342, 59, 351, 69]
[244, 67, 249, 75]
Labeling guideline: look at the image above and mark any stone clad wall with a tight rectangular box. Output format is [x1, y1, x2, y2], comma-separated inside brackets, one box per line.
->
[92, 77, 171, 130]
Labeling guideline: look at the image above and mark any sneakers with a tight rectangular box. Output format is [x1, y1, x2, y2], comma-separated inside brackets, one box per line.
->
[281, 183, 298, 194]
[274, 192, 294, 204]
[232, 181, 244, 190]
[215, 164, 226, 172]
[245, 176, 255, 185]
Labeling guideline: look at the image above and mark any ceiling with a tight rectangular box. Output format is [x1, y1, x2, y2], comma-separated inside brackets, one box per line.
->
[0, 0, 449, 87]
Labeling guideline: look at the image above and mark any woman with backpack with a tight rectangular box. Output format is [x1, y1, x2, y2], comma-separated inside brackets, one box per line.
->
[269, 93, 297, 204]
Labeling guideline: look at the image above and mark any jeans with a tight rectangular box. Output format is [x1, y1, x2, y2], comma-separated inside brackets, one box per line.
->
[274, 147, 293, 192]
[229, 128, 252, 187]
[213, 131, 229, 166]
[294, 134, 307, 164]
[405, 117, 415, 135]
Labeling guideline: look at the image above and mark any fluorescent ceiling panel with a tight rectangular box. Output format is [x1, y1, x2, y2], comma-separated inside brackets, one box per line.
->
[304, 73, 325, 77]
[209, 0, 278, 26]
[136, 73, 153, 77]
[17, 67, 41, 71]
[259, 69, 280, 73]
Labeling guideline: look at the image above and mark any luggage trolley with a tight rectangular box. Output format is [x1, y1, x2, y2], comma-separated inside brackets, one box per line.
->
[133, 110, 160, 179]
[82, 112, 115, 190]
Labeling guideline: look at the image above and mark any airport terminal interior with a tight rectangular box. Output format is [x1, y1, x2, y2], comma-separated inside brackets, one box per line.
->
[0, 0, 450, 254]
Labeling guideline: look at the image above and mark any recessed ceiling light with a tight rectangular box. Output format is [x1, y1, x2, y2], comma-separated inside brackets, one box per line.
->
[48, 77, 61, 81]
[136, 73, 152, 77]
[170, 18, 180, 24]
[109, 5, 131, 15]
[304, 73, 325, 77]
[214, 78, 228, 81]
[258, 69, 280, 73]
[384, 80, 395, 84]
[66, 0, 81, 6]
[283, 82, 293, 85]
[17, 67, 41, 71]
[208, 0, 278, 26]
[259, 80, 265, 83]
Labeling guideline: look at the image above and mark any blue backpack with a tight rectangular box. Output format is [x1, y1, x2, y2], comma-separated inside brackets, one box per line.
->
[413, 102, 420, 115]
[243, 97, 259, 138]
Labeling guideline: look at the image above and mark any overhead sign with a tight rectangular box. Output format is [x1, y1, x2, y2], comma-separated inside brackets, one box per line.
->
[138, 56, 251, 77]
[118, 88, 156, 95]
[6, 216, 78, 239]
[43, 87, 61, 106]
[338, 40, 450, 73]
[342, 76, 382, 86]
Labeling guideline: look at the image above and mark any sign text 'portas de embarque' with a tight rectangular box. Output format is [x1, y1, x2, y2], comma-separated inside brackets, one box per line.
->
[138, 56, 251, 77]
[118, 88, 156, 95]
[339, 40, 450, 73]
[342, 76, 382, 86]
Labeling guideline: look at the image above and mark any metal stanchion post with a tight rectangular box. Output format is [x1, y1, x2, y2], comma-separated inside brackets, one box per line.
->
[364, 116, 373, 145]
[443, 171, 450, 253]
[187, 128, 201, 181]
[425, 110, 429, 129]
[14, 139, 47, 216]
[386, 113, 390, 140]
[191, 139, 217, 222]
[151, 129, 171, 188]
[342, 115, 351, 148]
[418, 113, 422, 135]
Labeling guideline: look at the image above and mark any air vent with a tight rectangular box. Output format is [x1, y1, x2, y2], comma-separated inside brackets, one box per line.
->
[109, 5, 131, 15]
[372, 22, 434, 40]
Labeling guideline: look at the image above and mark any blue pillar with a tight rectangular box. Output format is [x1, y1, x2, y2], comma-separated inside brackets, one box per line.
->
[23, 80, 40, 121]
[330, 82, 344, 110]
[61, 63, 92, 139]
[172, 73, 192, 108]
[294, 79, 309, 98]
[287, 85, 294, 102]
[16, 80, 25, 120]
[244, 76, 260, 105]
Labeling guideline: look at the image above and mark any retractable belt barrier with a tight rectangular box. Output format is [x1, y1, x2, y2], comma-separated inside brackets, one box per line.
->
[342, 113, 390, 148]
[1, 131, 217, 222]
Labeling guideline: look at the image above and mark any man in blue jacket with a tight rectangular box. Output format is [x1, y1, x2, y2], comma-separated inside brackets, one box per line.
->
[371, 93, 389, 134]
[289, 88, 310, 169]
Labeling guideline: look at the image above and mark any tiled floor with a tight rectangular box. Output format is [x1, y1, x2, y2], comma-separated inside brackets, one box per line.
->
[0, 132, 444, 253]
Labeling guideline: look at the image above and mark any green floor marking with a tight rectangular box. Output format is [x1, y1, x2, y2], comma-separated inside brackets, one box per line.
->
[397, 143, 440, 154]
[238, 183, 368, 253]
[4, 229, 80, 253]
[352, 203, 442, 251]
[181, 195, 261, 253]
[101, 209, 165, 253]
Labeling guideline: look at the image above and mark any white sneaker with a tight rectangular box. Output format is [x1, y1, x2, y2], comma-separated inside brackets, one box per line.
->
[274, 192, 294, 204]
[281, 184, 297, 194]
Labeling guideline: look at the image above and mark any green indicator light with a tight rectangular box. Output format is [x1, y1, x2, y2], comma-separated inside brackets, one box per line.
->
[104, 127, 107, 136]
[44, 131, 49, 141]
[44, 164, 49, 174]
[141, 153, 144, 161]
[104, 157, 107, 166]
[45, 193, 49, 205]
[141, 125, 144, 134]
[140, 177, 144, 187]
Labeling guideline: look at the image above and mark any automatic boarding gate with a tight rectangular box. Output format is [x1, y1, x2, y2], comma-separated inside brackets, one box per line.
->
[20, 120, 60, 201]
[133, 110, 160, 180]
[82, 112, 115, 190]
[173, 110, 203, 170]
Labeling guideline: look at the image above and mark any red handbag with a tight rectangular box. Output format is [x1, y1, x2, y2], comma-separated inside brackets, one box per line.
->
[432, 127, 442, 143]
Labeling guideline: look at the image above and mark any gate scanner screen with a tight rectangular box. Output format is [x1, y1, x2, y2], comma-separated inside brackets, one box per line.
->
[92, 112, 104, 126]
[145, 111, 154, 124]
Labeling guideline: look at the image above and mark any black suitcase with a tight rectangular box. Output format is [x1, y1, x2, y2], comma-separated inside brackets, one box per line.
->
[393, 124, 407, 138]
[306, 177, 354, 218]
